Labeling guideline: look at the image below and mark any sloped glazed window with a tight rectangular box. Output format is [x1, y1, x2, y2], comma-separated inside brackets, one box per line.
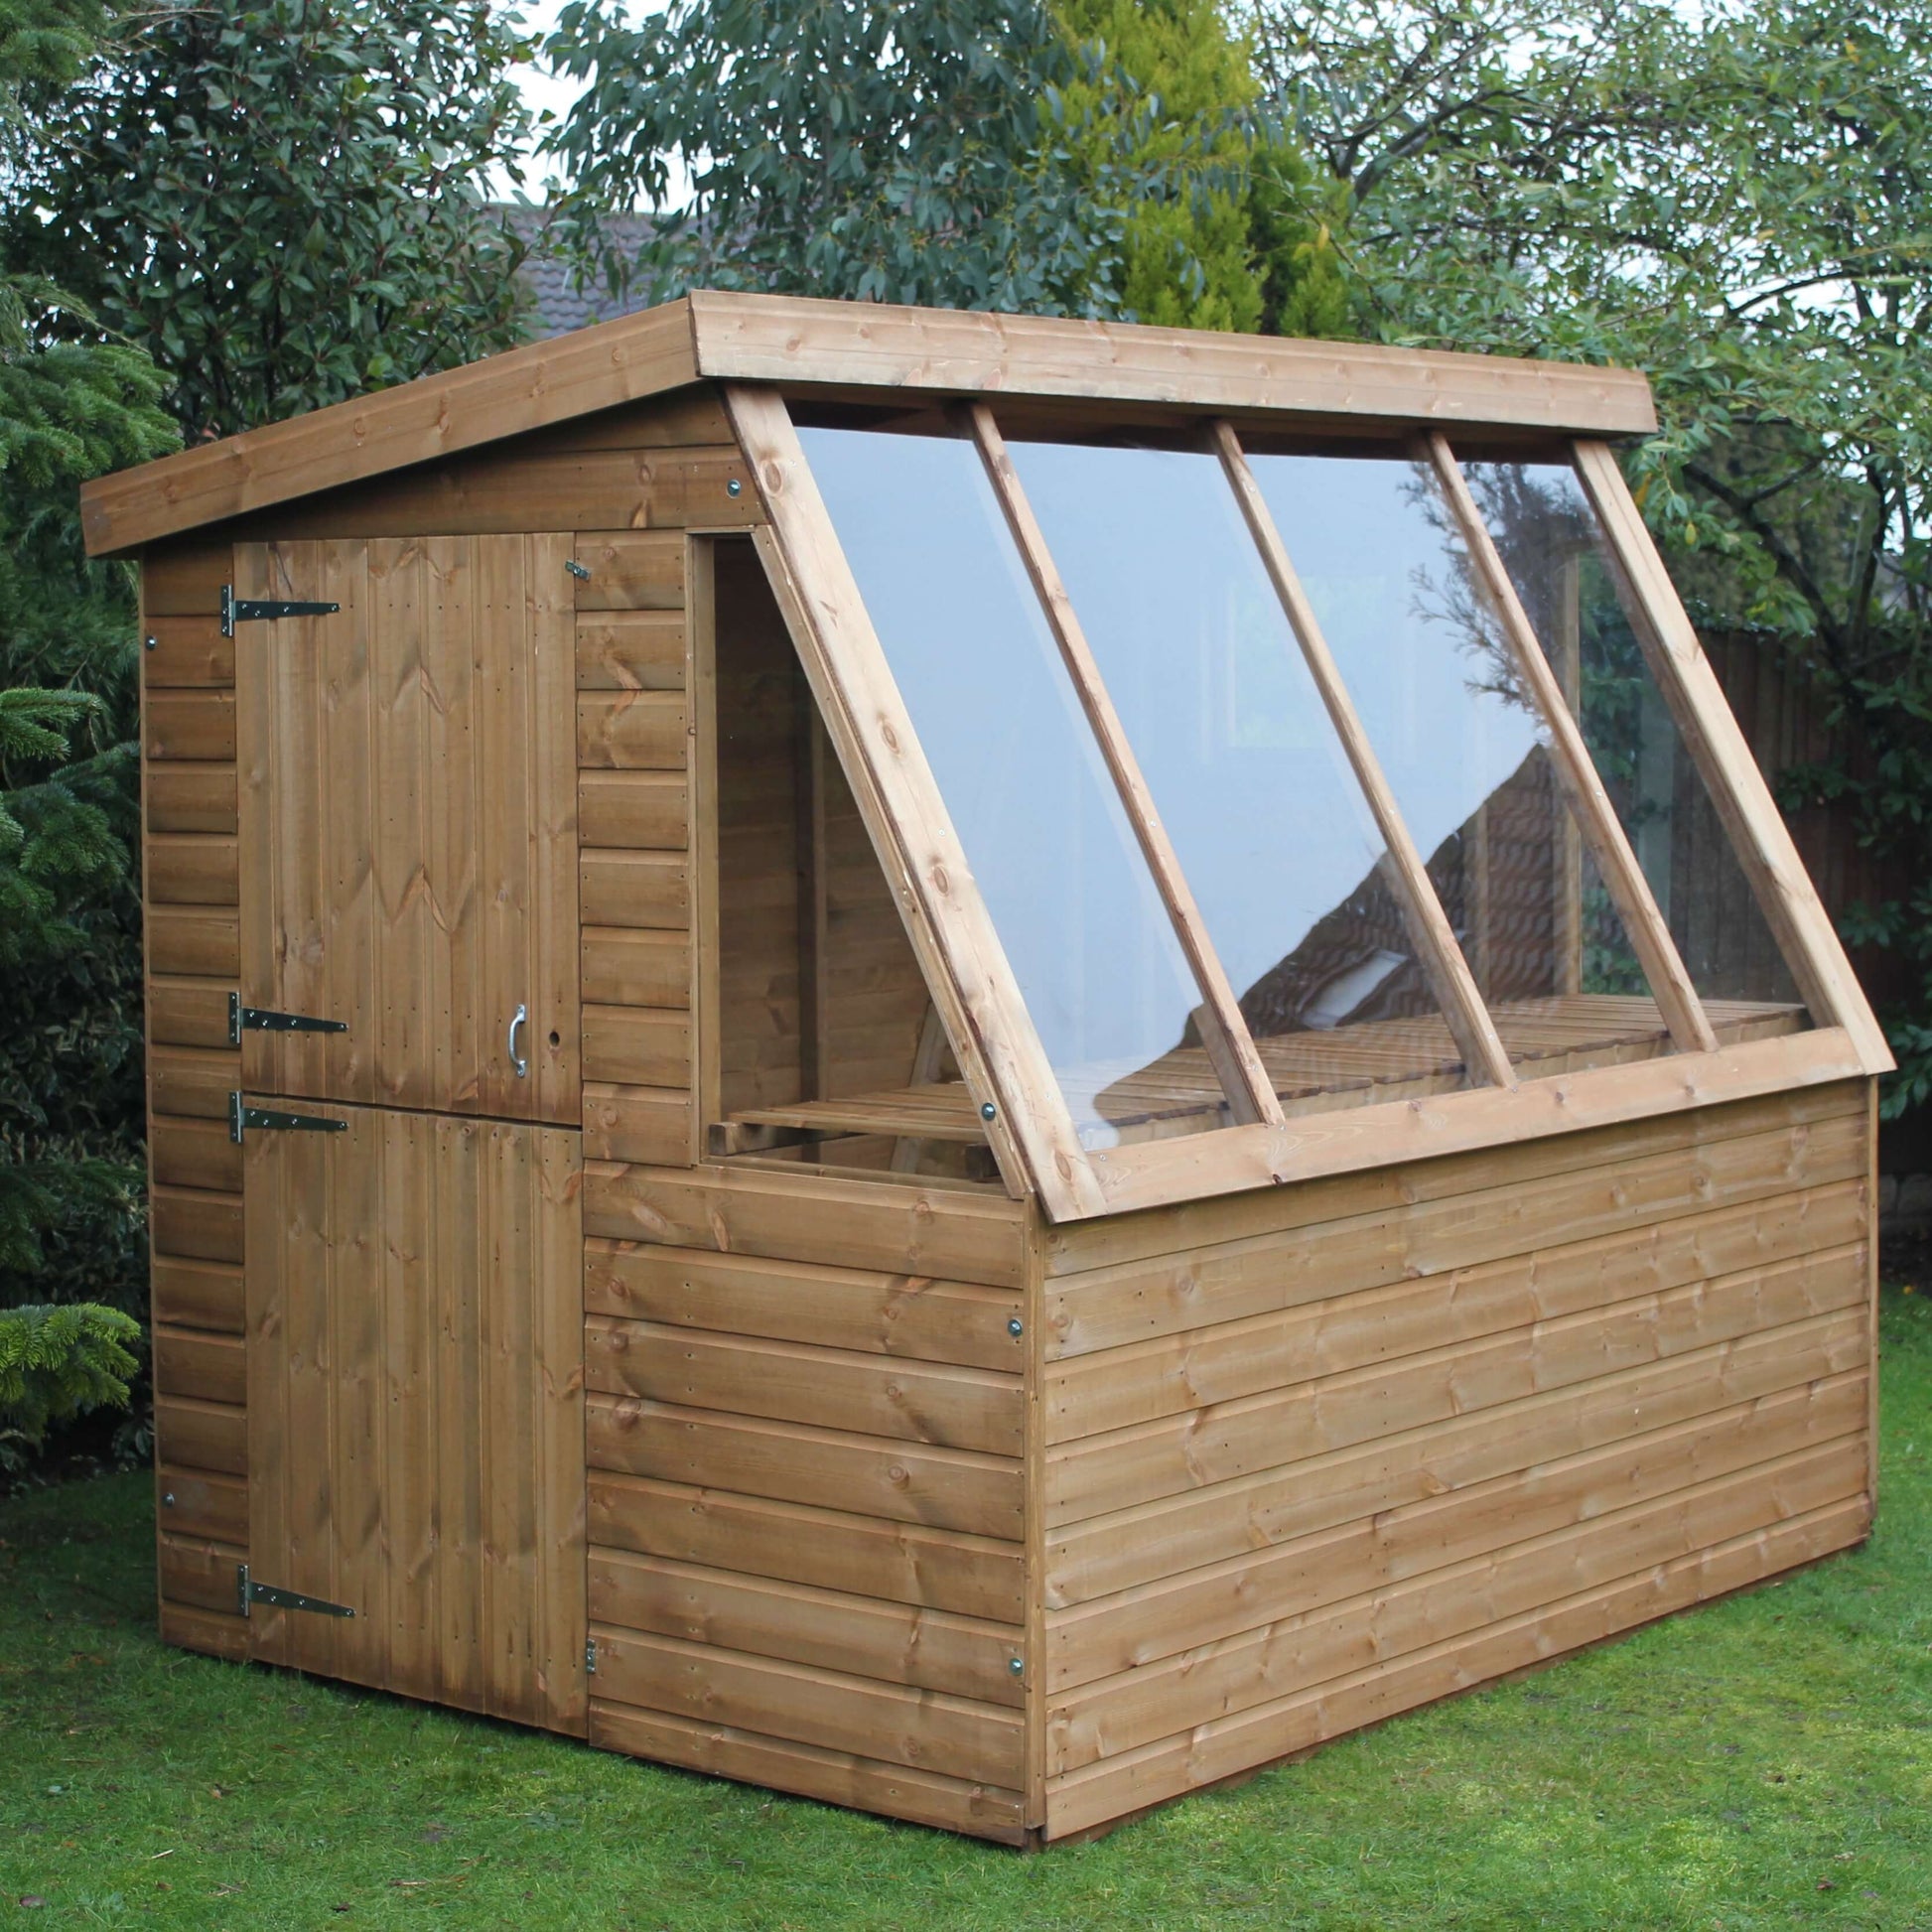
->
[1247, 449, 1718, 1073]
[1462, 459, 1809, 1033]
[1010, 438, 1475, 1116]
[797, 425, 1211, 1149]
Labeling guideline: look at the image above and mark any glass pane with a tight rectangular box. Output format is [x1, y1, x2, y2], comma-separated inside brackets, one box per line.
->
[1462, 459, 1808, 1030]
[1009, 438, 1470, 1114]
[797, 425, 1212, 1150]
[1248, 450, 1684, 1074]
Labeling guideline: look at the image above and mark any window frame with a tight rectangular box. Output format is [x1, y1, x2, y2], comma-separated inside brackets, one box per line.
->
[727, 383, 1887, 1222]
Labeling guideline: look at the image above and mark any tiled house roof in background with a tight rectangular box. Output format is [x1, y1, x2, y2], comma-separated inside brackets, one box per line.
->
[499, 204, 659, 338]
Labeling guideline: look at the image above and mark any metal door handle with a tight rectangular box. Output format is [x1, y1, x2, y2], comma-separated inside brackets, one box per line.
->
[508, 1004, 528, 1078]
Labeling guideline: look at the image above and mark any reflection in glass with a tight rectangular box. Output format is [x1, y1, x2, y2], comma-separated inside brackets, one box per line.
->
[798, 425, 1210, 1149]
[1463, 460, 1807, 1017]
[1010, 438, 1466, 1118]
[1248, 450, 1673, 1061]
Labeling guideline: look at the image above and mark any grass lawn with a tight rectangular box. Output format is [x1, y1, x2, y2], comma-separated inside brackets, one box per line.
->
[3, 1294, 1930, 1931]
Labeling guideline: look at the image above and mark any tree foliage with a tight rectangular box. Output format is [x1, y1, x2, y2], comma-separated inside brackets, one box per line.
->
[0, 3, 175, 1466]
[1050, 0, 1349, 337]
[1238, 0, 1932, 1110]
[19, 0, 535, 440]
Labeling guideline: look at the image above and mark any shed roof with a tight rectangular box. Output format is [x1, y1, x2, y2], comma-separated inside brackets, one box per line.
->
[79, 291, 1657, 558]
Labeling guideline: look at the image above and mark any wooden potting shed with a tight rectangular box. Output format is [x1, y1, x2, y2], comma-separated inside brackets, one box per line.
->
[86, 292, 1888, 1845]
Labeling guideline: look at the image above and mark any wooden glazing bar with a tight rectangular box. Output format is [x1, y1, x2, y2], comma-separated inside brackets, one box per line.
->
[1426, 431, 1719, 1054]
[968, 404, 1280, 1129]
[1211, 421, 1516, 1092]
[1569, 439, 1889, 1070]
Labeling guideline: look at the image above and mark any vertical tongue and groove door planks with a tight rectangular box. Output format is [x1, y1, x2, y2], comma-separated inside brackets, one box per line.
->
[233, 535, 581, 1124]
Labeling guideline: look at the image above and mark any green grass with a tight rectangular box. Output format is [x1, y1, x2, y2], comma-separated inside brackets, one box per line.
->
[5, 1296, 1932, 1930]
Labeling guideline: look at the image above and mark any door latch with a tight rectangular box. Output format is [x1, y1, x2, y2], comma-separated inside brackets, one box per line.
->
[236, 1564, 355, 1619]
[229, 991, 347, 1045]
[220, 584, 341, 636]
[229, 1092, 347, 1144]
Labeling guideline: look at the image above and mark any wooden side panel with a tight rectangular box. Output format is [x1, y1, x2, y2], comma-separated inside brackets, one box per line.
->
[1037, 1080, 1877, 1839]
[241, 1102, 587, 1732]
[143, 541, 250, 1659]
[585, 1159, 1030, 1831]
[577, 531, 698, 1165]
[233, 535, 580, 1123]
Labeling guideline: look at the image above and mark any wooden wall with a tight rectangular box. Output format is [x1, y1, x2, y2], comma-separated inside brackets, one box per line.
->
[578, 1161, 1035, 1841]
[1035, 1080, 1876, 1838]
[713, 541, 932, 1117]
[142, 539, 252, 1660]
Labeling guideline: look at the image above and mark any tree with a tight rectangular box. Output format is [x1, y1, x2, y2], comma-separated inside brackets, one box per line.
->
[19, 0, 535, 441]
[544, 0, 1141, 316]
[1236, 0, 1932, 1109]
[1050, 0, 1351, 338]
[0, 0, 175, 1464]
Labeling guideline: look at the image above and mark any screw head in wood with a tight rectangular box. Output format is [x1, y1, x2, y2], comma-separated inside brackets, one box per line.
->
[1008, 1657, 1025, 1676]
[980, 1102, 997, 1121]
[162, 1492, 175, 1507]
[727, 478, 743, 496]
[1008, 1317, 1024, 1337]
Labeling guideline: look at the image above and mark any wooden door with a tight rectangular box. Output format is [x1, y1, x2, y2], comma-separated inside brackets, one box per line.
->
[235, 535, 580, 1124]
[241, 1100, 588, 1733]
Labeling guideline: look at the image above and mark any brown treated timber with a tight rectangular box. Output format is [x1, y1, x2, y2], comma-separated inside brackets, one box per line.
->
[582, 928, 692, 1010]
[586, 1394, 1025, 1540]
[583, 1007, 691, 1089]
[1045, 1244, 1867, 1525]
[153, 1325, 247, 1406]
[146, 835, 239, 906]
[582, 1161, 1028, 1288]
[1085, 1027, 1867, 1219]
[1048, 1079, 1863, 1277]
[149, 1044, 241, 1119]
[1041, 1496, 1865, 1837]
[583, 1243, 1023, 1371]
[142, 617, 234, 686]
[576, 692, 689, 770]
[150, 1185, 244, 1265]
[587, 1471, 1026, 1622]
[1427, 432, 1716, 1054]
[150, 1114, 245, 1193]
[1048, 1436, 1865, 1775]
[584, 1317, 1025, 1454]
[591, 1699, 1029, 1844]
[152, 1256, 245, 1333]
[574, 532, 687, 610]
[1213, 420, 1516, 1091]
[154, 1397, 247, 1477]
[577, 613, 688, 690]
[590, 1626, 1024, 1787]
[158, 1533, 249, 1615]
[579, 769, 689, 849]
[1046, 1309, 1868, 1610]
[1051, 1110, 1866, 1370]
[971, 403, 1279, 1127]
[579, 849, 691, 928]
[147, 763, 237, 835]
[1048, 1170, 1868, 1440]
[1046, 1382, 1867, 1695]
[582, 1084, 693, 1166]
[690, 293, 1658, 436]
[158, 1466, 250, 1546]
[146, 692, 235, 762]
[147, 906, 240, 979]
[140, 545, 231, 617]
[589, 1549, 1025, 1707]
[83, 304, 701, 555]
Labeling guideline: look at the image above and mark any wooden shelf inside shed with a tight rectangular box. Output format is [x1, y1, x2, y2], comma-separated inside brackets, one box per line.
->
[724, 994, 1806, 1149]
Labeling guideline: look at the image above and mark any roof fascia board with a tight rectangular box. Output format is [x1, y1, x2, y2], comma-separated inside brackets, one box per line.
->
[688, 290, 1659, 439]
[79, 298, 702, 557]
